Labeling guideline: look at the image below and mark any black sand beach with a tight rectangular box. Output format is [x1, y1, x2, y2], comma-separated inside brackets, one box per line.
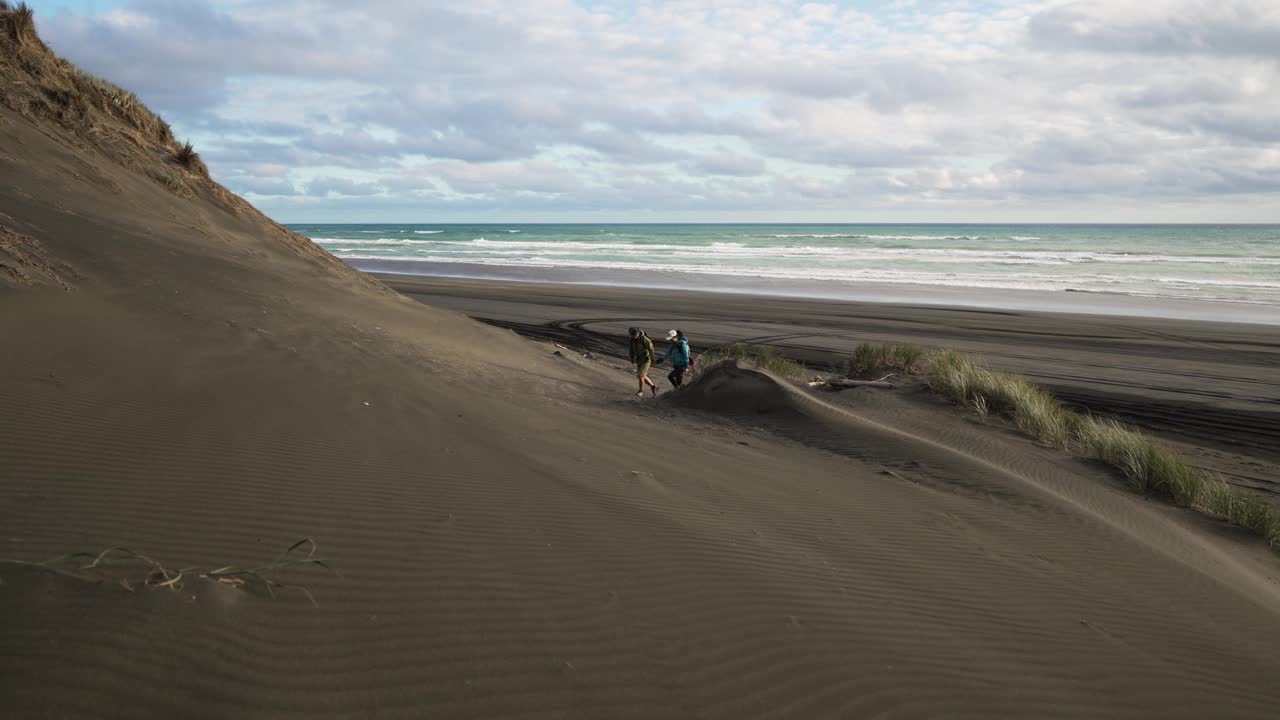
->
[6, 10, 1280, 718]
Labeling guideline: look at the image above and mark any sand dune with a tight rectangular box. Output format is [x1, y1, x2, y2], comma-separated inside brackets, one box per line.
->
[4, 13, 1280, 719]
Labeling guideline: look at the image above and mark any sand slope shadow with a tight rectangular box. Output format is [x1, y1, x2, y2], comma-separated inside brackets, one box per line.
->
[670, 360, 1034, 502]
[669, 360, 1280, 605]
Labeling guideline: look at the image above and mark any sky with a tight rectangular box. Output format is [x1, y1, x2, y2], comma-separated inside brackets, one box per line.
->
[25, 0, 1280, 222]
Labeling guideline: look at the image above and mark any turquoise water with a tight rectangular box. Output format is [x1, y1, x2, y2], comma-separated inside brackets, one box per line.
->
[290, 224, 1280, 306]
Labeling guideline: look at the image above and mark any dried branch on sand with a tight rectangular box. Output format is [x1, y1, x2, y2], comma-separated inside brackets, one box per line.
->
[0, 538, 335, 606]
[809, 374, 898, 390]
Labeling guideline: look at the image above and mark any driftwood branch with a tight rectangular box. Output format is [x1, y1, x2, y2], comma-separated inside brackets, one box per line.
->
[552, 342, 594, 359]
[808, 378, 898, 390]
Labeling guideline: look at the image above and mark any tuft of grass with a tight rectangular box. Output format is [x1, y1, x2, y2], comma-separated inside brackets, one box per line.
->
[848, 343, 927, 375]
[697, 343, 810, 382]
[156, 117, 174, 144]
[171, 139, 209, 178]
[1, 2, 36, 44]
[850, 342, 1280, 546]
[0, 538, 334, 605]
[175, 140, 199, 167]
[920, 348, 1076, 449]
[1078, 419, 1204, 506]
[147, 164, 194, 197]
[1200, 479, 1277, 535]
[2, 3, 187, 170]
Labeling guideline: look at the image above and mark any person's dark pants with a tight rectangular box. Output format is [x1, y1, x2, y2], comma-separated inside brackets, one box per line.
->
[668, 366, 686, 388]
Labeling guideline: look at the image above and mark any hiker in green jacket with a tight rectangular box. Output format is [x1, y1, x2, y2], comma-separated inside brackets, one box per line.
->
[628, 327, 658, 397]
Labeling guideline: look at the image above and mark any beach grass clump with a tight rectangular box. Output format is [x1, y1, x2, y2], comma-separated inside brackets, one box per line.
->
[1077, 419, 1204, 505]
[1, 3, 184, 166]
[849, 342, 1280, 546]
[169, 139, 209, 179]
[71, 71, 174, 141]
[1, 2, 36, 44]
[921, 348, 1076, 448]
[698, 343, 810, 382]
[1200, 479, 1278, 536]
[175, 140, 199, 167]
[156, 117, 174, 144]
[847, 342, 928, 375]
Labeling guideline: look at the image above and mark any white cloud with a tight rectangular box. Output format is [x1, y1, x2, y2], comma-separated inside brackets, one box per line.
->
[1027, 0, 1280, 57]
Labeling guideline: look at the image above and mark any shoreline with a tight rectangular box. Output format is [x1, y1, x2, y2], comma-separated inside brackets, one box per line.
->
[354, 260, 1280, 326]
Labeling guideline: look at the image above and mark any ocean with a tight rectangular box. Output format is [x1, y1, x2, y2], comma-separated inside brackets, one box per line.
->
[292, 223, 1280, 315]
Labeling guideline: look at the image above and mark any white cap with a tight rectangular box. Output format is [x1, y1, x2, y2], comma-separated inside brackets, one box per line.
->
[666, 330, 678, 340]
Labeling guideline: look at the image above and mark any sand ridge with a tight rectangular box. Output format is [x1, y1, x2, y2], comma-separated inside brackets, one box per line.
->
[673, 361, 1280, 607]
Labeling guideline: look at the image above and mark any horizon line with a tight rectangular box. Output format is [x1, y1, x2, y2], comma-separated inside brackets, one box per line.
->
[283, 221, 1280, 226]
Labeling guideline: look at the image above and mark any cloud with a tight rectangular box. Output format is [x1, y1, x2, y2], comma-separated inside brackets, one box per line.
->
[686, 150, 767, 177]
[1027, 0, 1280, 58]
[420, 159, 585, 195]
[304, 177, 384, 197]
[186, 115, 308, 137]
[1180, 109, 1280, 143]
[25, 0, 1280, 221]
[227, 176, 301, 196]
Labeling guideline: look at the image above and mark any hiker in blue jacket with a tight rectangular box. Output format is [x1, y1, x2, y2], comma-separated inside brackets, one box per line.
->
[654, 329, 693, 389]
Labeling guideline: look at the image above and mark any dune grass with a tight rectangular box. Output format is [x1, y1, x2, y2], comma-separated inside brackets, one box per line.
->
[850, 342, 1280, 546]
[848, 342, 927, 375]
[172, 139, 210, 178]
[174, 140, 200, 168]
[2, 2, 182, 156]
[0, 2, 34, 44]
[697, 343, 810, 382]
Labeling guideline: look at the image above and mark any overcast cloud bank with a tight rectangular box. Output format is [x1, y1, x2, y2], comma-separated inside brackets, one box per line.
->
[33, 0, 1280, 221]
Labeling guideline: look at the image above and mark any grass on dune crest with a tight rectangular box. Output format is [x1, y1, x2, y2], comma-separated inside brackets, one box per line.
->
[0, 1, 34, 43]
[850, 342, 1280, 547]
[1, 2, 181, 155]
[849, 343, 928, 376]
[697, 343, 811, 382]
[174, 139, 207, 174]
